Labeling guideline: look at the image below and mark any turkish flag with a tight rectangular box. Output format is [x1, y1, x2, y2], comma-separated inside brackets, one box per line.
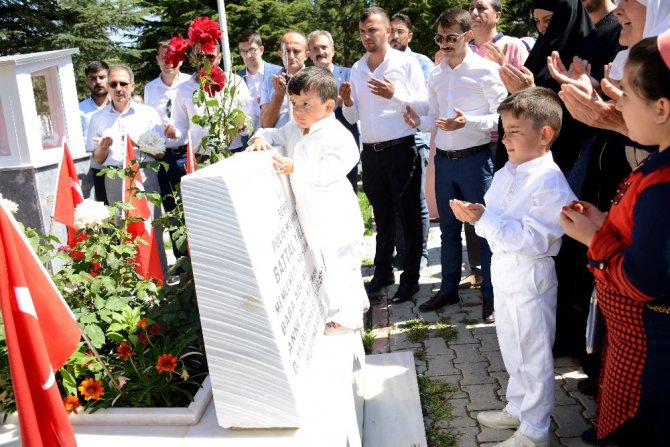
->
[0, 202, 80, 446]
[52, 143, 84, 246]
[186, 130, 197, 175]
[123, 137, 164, 285]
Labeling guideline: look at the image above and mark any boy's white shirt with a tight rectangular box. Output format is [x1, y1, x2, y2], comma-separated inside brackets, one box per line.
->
[251, 114, 364, 250]
[475, 151, 577, 257]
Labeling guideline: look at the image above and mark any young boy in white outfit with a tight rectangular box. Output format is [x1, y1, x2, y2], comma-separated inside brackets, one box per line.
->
[248, 66, 369, 334]
[450, 87, 576, 447]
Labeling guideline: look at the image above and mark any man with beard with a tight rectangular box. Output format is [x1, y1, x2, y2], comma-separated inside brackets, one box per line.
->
[260, 31, 308, 129]
[79, 61, 110, 204]
[307, 29, 360, 192]
[341, 7, 428, 303]
[388, 13, 434, 271]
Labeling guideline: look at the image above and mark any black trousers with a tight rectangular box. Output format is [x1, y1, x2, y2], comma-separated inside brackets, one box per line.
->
[91, 168, 108, 205]
[156, 151, 188, 259]
[361, 139, 422, 286]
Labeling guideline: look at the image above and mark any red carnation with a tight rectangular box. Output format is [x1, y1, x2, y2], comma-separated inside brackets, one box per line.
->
[164, 35, 191, 68]
[200, 65, 227, 97]
[188, 17, 222, 55]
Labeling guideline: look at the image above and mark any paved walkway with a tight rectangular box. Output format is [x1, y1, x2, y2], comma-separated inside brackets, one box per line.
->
[363, 224, 599, 447]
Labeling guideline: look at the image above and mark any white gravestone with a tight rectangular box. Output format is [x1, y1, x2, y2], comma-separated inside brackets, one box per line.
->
[181, 151, 329, 429]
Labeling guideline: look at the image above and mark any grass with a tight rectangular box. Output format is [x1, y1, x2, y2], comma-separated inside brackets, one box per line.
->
[358, 191, 374, 236]
[361, 329, 376, 354]
[397, 318, 458, 344]
[417, 374, 459, 447]
[459, 317, 479, 326]
[414, 350, 426, 361]
[398, 318, 430, 343]
[361, 258, 374, 267]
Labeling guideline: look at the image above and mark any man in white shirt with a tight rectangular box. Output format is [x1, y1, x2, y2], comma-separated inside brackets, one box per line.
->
[144, 40, 191, 259]
[388, 12, 435, 271]
[260, 31, 308, 129]
[236, 29, 283, 140]
[340, 7, 428, 303]
[168, 46, 253, 155]
[404, 8, 507, 321]
[79, 61, 110, 204]
[307, 29, 360, 192]
[86, 64, 167, 273]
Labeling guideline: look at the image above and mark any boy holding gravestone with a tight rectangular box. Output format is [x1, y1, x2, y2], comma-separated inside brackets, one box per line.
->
[247, 66, 370, 335]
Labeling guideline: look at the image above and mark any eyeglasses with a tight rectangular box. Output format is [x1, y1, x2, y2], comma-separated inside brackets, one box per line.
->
[109, 81, 130, 88]
[239, 47, 259, 56]
[434, 32, 468, 45]
[390, 28, 408, 36]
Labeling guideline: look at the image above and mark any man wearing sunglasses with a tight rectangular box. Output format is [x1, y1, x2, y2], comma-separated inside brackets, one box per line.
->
[341, 7, 428, 304]
[404, 8, 506, 322]
[86, 65, 169, 273]
[236, 29, 282, 139]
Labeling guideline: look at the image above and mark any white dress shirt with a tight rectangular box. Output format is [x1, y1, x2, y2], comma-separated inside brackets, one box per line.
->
[343, 47, 427, 144]
[475, 152, 577, 257]
[80, 96, 108, 169]
[173, 73, 252, 152]
[143, 72, 191, 148]
[419, 48, 507, 151]
[86, 101, 162, 167]
[251, 114, 364, 250]
[244, 61, 265, 132]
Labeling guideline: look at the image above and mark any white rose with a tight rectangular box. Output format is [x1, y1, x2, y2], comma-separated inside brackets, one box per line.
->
[74, 199, 110, 229]
[0, 193, 19, 214]
[138, 130, 166, 156]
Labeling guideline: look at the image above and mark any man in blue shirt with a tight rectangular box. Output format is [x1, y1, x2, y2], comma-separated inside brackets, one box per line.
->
[236, 29, 282, 144]
[307, 29, 360, 192]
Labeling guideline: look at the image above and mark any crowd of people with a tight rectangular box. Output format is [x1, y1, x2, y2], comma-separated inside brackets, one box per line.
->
[77, 0, 669, 446]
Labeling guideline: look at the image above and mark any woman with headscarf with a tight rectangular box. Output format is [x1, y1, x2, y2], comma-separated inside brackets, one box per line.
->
[494, 0, 598, 173]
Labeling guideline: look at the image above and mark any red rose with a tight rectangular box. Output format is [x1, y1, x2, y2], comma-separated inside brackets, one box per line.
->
[200, 65, 227, 97]
[164, 35, 191, 68]
[188, 17, 222, 55]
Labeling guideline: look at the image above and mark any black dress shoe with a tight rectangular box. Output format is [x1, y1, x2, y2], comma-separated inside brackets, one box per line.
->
[581, 426, 618, 446]
[577, 377, 598, 397]
[391, 283, 420, 303]
[365, 275, 395, 298]
[418, 291, 459, 312]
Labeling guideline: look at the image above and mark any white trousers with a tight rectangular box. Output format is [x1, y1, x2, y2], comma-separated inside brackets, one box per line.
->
[491, 254, 557, 441]
[320, 240, 370, 330]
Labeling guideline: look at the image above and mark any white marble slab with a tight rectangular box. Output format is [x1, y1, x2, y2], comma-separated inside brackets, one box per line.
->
[180, 151, 329, 429]
[364, 352, 428, 447]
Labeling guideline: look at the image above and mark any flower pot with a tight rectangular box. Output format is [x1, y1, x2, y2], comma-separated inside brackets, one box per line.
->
[3, 376, 212, 426]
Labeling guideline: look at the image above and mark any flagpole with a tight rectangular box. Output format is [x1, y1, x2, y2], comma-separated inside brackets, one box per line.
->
[216, 0, 232, 75]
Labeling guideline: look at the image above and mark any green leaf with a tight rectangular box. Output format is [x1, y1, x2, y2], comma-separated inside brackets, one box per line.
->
[106, 332, 125, 343]
[107, 322, 125, 332]
[106, 297, 128, 311]
[60, 368, 78, 395]
[83, 324, 105, 348]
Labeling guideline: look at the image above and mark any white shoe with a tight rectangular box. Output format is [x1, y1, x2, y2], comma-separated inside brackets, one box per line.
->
[492, 429, 549, 447]
[477, 409, 521, 430]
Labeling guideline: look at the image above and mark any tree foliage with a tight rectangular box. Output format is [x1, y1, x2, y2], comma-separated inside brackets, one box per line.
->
[0, 0, 535, 97]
